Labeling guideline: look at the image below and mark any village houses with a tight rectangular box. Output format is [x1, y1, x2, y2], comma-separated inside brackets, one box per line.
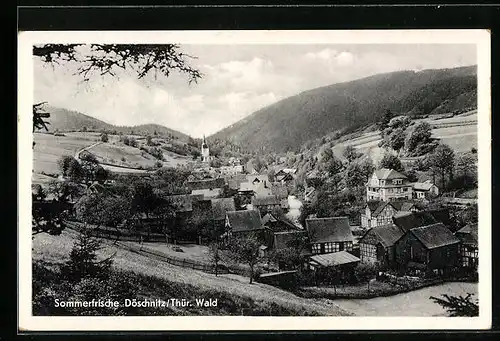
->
[366, 168, 413, 202]
[305, 217, 354, 254]
[455, 223, 478, 270]
[223, 209, 271, 246]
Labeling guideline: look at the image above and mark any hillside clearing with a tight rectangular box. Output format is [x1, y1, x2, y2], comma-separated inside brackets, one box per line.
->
[32, 230, 351, 316]
[90, 142, 158, 168]
[33, 133, 97, 175]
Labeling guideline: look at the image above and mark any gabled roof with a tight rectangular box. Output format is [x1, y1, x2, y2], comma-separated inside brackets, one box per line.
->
[192, 188, 222, 199]
[310, 251, 360, 267]
[365, 201, 395, 217]
[358, 223, 405, 248]
[374, 168, 408, 180]
[456, 223, 478, 246]
[412, 182, 435, 191]
[165, 194, 193, 212]
[261, 212, 279, 225]
[252, 195, 280, 206]
[262, 213, 298, 231]
[187, 178, 225, 191]
[277, 168, 297, 175]
[246, 174, 269, 184]
[211, 198, 236, 220]
[226, 209, 263, 233]
[305, 217, 353, 244]
[390, 201, 416, 212]
[273, 230, 309, 250]
[393, 211, 437, 232]
[417, 173, 434, 183]
[410, 223, 460, 249]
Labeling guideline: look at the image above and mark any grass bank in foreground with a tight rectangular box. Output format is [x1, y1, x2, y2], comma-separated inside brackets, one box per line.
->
[32, 230, 350, 316]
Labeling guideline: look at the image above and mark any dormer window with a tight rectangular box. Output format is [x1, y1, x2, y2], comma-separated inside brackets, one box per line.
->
[393, 179, 403, 185]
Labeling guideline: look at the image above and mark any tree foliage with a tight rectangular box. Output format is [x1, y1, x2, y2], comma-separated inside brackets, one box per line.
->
[379, 153, 405, 172]
[342, 145, 361, 163]
[228, 234, 263, 284]
[430, 293, 479, 317]
[426, 143, 455, 190]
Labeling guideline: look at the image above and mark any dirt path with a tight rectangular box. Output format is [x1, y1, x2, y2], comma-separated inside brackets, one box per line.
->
[74, 141, 102, 160]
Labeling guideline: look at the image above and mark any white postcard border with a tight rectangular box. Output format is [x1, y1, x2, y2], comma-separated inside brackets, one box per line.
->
[18, 29, 492, 331]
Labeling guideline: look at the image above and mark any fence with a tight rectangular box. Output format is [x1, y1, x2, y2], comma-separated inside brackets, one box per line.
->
[431, 120, 477, 129]
[64, 220, 170, 243]
[115, 241, 230, 275]
[441, 197, 477, 206]
[64, 220, 231, 275]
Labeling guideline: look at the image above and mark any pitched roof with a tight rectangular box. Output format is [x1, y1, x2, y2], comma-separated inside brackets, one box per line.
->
[374, 168, 408, 180]
[226, 209, 263, 233]
[246, 174, 269, 184]
[277, 168, 297, 175]
[273, 230, 308, 250]
[393, 211, 437, 232]
[305, 217, 353, 244]
[271, 183, 288, 199]
[211, 198, 236, 220]
[187, 178, 225, 191]
[261, 212, 279, 225]
[358, 223, 405, 248]
[192, 188, 222, 199]
[365, 201, 394, 217]
[310, 251, 360, 267]
[412, 182, 435, 191]
[411, 223, 460, 249]
[165, 194, 193, 212]
[456, 223, 478, 246]
[252, 195, 280, 206]
[390, 201, 416, 212]
[417, 173, 434, 183]
[366, 200, 382, 213]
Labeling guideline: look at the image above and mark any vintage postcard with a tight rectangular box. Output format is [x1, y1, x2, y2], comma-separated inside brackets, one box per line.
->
[18, 30, 491, 331]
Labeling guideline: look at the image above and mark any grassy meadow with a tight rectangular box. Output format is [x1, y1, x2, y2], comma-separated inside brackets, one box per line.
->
[32, 229, 351, 316]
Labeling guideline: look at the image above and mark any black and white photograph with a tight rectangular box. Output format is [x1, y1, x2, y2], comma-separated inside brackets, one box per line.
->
[18, 30, 491, 331]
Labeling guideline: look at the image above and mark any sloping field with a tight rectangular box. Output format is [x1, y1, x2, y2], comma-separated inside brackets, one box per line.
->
[32, 230, 351, 316]
[33, 133, 97, 175]
[90, 142, 158, 168]
[330, 117, 477, 163]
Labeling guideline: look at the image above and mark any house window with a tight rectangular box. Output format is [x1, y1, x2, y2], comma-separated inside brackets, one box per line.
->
[393, 179, 402, 185]
[360, 243, 377, 261]
[312, 244, 321, 254]
[324, 242, 340, 253]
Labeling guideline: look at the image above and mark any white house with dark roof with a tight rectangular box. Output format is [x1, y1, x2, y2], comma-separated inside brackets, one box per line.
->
[366, 168, 413, 202]
[305, 217, 354, 254]
[412, 180, 439, 199]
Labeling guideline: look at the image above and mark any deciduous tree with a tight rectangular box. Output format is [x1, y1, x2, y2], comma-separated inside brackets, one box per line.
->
[228, 234, 263, 284]
[379, 153, 404, 172]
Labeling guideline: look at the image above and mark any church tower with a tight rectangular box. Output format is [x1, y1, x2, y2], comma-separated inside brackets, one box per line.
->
[201, 135, 210, 162]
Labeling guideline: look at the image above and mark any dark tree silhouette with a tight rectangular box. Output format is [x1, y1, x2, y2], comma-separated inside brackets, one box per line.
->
[430, 293, 479, 317]
[32, 44, 202, 137]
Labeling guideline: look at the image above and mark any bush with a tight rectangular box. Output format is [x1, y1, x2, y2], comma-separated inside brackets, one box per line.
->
[354, 262, 382, 283]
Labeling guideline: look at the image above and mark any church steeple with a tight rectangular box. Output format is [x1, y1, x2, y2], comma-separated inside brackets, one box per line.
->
[201, 134, 210, 162]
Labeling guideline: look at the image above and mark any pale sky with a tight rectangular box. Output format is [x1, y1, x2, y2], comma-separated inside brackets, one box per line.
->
[34, 44, 476, 138]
